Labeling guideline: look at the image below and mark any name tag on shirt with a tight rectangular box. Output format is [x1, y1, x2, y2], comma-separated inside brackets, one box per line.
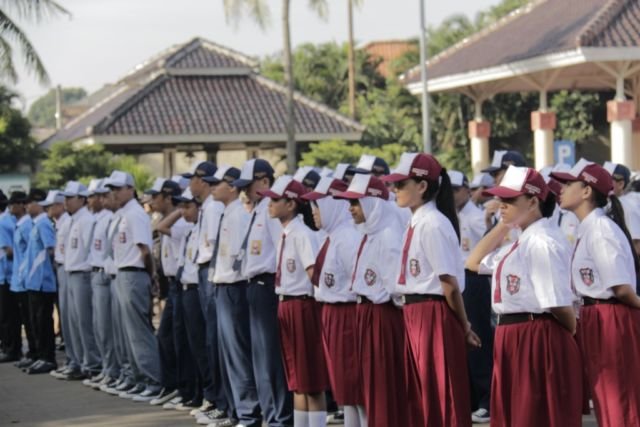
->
[119, 232, 127, 244]
[71, 237, 78, 249]
[94, 239, 102, 251]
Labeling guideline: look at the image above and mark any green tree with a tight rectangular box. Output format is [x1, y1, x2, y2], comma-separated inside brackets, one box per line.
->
[27, 87, 87, 128]
[33, 141, 153, 192]
[224, 0, 328, 173]
[0, 86, 40, 172]
[300, 139, 405, 169]
[0, 0, 70, 84]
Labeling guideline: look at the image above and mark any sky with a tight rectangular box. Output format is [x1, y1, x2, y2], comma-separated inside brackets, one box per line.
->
[10, 0, 501, 110]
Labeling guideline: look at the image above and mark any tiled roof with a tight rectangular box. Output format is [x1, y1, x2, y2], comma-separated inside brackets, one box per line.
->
[402, 0, 640, 84]
[43, 37, 362, 146]
[93, 74, 362, 137]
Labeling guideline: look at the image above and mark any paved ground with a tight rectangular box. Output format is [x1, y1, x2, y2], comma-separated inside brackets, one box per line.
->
[0, 358, 598, 427]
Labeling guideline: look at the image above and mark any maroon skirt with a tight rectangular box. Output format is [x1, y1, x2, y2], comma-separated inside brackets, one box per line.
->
[403, 300, 472, 427]
[577, 303, 640, 427]
[491, 317, 583, 427]
[278, 298, 330, 394]
[321, 303, 362, 405]
[356, 302, 410, 427]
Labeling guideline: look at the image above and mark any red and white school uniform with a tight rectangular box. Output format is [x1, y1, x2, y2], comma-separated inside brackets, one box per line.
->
[349, 198, 410, 426]
[274, 213, 329, 394]
[480, 217, 582, 427]
[397, 201, 471, 427]
[572, 208, 640, 427]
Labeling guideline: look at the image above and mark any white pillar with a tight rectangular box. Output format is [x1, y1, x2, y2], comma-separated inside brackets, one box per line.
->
[607, 100, 636, 166]
[633, 117, 640, 170]
[468, 100, 490, 174]
[531, 91, 556, 169]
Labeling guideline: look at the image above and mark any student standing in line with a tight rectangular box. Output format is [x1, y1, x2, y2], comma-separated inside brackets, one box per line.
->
[302, 177, 366, 427]
[0, 190, 18, 363]
[260, 176, 329, 427]
[23, 189, 57, 374]
[552, 159, 640, 427]
[382, 154, 479, 427]
[466, 166, 582, 427]
[334, 174, 411, 427]
[9, 191, 37, 369]
[63, 181, 101, 379]
[233, 158, 293, 427]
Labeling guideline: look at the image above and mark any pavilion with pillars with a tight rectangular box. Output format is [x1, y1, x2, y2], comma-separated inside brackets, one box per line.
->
[402, 0, 640, 173]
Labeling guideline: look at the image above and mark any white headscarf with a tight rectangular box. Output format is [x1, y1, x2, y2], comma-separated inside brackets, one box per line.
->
[316, 197, 352, 234]
[359, 196, 403, 236]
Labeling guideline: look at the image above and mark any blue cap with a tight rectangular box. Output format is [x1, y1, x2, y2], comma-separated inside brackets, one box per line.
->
[482, 150, 526, 173]
[293, 166, 321, 189]
[203, 166, 242, 184]
[233, 159, 275, 188]
[181, 161, 217, 179]
[351, 154, 390, 176]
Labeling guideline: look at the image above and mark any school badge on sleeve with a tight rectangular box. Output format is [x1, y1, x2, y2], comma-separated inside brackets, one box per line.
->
[286, 259, 296, 273]
[579, 268, 594, 286]
[364, 268, 377, 286]
[506, 274, 520, 295]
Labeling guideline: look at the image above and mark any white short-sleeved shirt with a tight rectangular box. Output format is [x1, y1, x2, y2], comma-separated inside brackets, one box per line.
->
[351, 227, 402, 304]
[397, 202, 465, 295]
[161, 217, 190, 277]
[241, 197, 282, 279]
[195, 196, 225, 265]
[556, 208, 579, 246]
[54, 213, 70, 265]
[64, 207, 96, 272]
[113, 199, 153, 269]
[212, 199, 250, 284]
[458, 200, 486, 262]
[179, 225, 199, 285]
[275, 216, 318, 296]
[315, 223, 361, 303]
[480, 218, 574, 314]
[571, 208, 636, 299]
[89, 209, 113, 268]
[620, 194, 640, 240]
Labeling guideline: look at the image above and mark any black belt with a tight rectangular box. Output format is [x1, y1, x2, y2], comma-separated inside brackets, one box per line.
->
[356, 295, 374, 304]
[198, 262, 209, 269]
[278, 294, 311, 302]
[582, 297, 620, 306]
[118, 267, 146, 272]
[166, 275, 175, 280]
[250, 273, 275, 283]
[92, 267, 104, 273]
[325, 301, 357, 306]
[182, 283, 198, 291]
[68, 270, 90, 275]
[497, 312, 554, 326]
[216, 281, 248, 287]
[402, 293, 445, 305]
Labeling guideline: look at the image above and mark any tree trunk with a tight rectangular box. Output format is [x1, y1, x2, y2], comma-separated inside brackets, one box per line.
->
[282, 0, 296, 174]
[347, 0, 356, 119]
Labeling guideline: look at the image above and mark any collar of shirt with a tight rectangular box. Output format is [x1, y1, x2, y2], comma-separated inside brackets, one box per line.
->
[283, 215, 303, 237]
[253, 197, 269, 215]
[17, 215, 30, 227]
[576, 208, 604, 240]
[224, 198, 243, 215]
[202, 195, 213, 210]
[71, 206, 90, 220]
[93, 209, 111, 222]
[33, 212, 48, 224]
[459, 199, 481, 217]
[518, 217, 551, 243]
[55, 212, 70, 229]
[121, 198, 139, 214]
[410, 201, 437, 227]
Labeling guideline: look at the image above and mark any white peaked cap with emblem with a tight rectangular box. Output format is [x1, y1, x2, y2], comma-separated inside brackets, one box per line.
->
[105, 170, 135, 188]
[88, 178, 109, 195]
[39, 190, 65, 207]
[62, 181, 90, 197]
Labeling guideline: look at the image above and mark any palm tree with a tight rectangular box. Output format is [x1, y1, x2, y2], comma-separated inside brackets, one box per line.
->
[223, 0, 327, 174]
[0, 0, 70, 85]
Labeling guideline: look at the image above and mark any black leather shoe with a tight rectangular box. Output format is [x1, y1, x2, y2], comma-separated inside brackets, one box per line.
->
[27, 360, 57, 374]
[0, 352, 21, 363]
[14, 357, 34, 368]
[22, 359, 42, 372]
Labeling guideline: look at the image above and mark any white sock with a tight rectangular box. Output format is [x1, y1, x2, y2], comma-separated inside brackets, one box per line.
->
[308, 410, 327, 427]
[343, 405, 361, 427]
[294, 409, 309, 427]
[357, 405, 368, 427]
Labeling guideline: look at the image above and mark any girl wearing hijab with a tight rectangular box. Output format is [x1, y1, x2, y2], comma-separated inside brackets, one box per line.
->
[302, 177, 366, 427]
[466, 166, 582, 427]
[552, 159, 640, 427]
[334, 174, 413, 427]
[382, 153, 480, 427]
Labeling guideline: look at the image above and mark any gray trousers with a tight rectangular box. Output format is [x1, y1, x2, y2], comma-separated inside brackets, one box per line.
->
[56, 266, 80, 370]
[91, 271, 119, 378]
[67, 271, 101, 373]
[114, 270, 160, 385]
[110, 274, 130, 382]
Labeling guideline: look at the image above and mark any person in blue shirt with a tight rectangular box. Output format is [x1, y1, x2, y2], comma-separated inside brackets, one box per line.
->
[0, 190, 20, 363]
[8, 191, 38, 369]
[23, 189, 58, 374]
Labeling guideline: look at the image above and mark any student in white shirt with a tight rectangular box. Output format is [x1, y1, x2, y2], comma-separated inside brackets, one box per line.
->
[259, 175, 329, 427]
[382, 154, 479, 427]
[334, 174, 413, 427]
[206, 165, 261, 427]
[233, 158, 292, 426]
[105, 170, 162, 399]
[603, 161, 640, 258]
[466, 166, 582, 427]
[85, 178, 119, 388]
[552, 159, 640, 427]
[302, 177, 366, 427]
[62, 181, 101, 378]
